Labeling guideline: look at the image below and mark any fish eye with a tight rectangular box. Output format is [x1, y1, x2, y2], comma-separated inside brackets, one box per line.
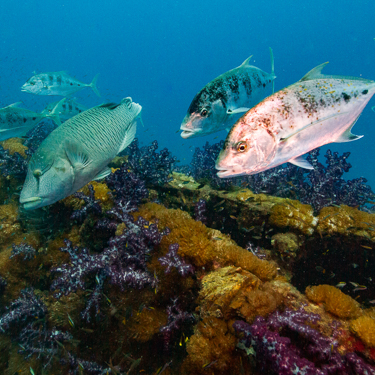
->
[236, 141, 248, 153]
[33, 169, 42, 177]
[200, 108, 208, 117]
[29, 81, 35, 86]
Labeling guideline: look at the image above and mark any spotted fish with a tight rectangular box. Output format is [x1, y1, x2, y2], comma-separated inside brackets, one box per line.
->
[216, 62, 375, 178]
[0, 102, 61, 141]
[180, 48, 275, 138]
[20, 97, 141, 210]
[21, 71, 100, 97]
[42, 98, 88, 123]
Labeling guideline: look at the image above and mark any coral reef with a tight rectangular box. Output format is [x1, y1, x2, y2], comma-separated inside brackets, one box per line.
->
[305, 284, 362, 319]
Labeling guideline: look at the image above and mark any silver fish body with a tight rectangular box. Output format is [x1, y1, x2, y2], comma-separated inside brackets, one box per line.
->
[0, 102, 61, 141]
[21, 71, 100, 97]
[180, 49, 275, 139]
[42, 98, 88, 123]
[20, 97, 141, 210]
[216, 62, 375, 178]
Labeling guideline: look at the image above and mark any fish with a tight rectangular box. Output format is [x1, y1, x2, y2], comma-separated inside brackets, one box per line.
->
[20, 97, 141, 210]
[42, 97, 88, 123]
[0, 102, 61, 141]
[21, 71, 100, 97]
[215, 62, 375, 178]
[336, 282, 346, 288]
[180, 49, 275, 139]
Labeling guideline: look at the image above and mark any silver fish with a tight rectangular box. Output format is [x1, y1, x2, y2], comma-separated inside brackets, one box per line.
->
[180, 49, 275, 139]
[0, 102, 61, 141]
[42, 97, 88, 123]
[20, 97, 141, 210]
[21, 71, 100, 97]
[216, 62, 375, 178]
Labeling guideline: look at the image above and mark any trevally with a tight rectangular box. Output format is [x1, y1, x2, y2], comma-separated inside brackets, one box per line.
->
[180, 48, 275, 139]
[20, 97, 141, 210]
[216, 62, 375, 178]
[21, 71, 100, 97]
[42, 97, 88, 123]
[0, 102, 61, 142]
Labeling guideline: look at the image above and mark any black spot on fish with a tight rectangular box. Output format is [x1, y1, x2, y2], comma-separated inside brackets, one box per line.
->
[32, 117, 36, 120]
[62, 104, 67, 109]
[341, 92, 350, 103]
[78, 84, 81, 86]
[48, 75, 53, 81]
[263, 83, 266, 87]
[23, 118, 26, 123]
[70, 83, 73, 86]
[78, 109, 82, 113]
[362, 89, 368, 95]
[69, 103, 73, 111]
[57, 76, 62, 85]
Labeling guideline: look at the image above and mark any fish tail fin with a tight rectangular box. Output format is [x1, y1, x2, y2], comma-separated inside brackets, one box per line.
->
[90, 74, 101, 97]
[269, 47, 275, 94]
[44, 101, 62, 126]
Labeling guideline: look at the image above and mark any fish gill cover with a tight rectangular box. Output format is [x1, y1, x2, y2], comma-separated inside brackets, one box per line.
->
[1, 0, 375, 374]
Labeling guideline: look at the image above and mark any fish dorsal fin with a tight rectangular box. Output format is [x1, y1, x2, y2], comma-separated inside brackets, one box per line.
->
[92, 166, 111, 181]
[300, 62, 373, 83]
[300, 62, 330, 81]
[99, 102, 120, 110]
[280, 112, 347, 143]
[5, 102, 23, 109]
[121, 97, 133, 108]
[65, 142, 92, 170]
[334, 114, 363, 143]
[239, 55, 254, 68]
[288, 155, 314, 170]
[118, 121, 137, 154]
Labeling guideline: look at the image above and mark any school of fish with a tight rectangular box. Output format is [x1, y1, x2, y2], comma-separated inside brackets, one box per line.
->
[0, 49, 373, 210]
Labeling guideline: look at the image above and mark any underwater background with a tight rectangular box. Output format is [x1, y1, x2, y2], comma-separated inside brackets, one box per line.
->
[1, 0, 375, 374]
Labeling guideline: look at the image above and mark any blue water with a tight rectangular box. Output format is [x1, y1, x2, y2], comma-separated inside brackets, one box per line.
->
[1, 0, 375, 185]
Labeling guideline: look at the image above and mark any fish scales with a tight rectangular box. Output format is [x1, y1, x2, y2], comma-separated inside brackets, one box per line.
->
[180, 49, 275, 138]
[216, 62, 375, 178]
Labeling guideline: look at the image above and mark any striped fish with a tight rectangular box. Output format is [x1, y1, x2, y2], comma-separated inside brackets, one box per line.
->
[42, 98, 88, 123]
[21, 71, 100, 97]
[0, 102, 60, 141]
[20, 97, 141, 210]
[180, 49, 275, 138]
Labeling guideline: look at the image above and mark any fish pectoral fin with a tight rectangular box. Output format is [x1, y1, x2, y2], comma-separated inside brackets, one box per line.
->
[280, 112, 348, 143]
[92, 166, 111, 181]
[227, 108, 250, 115]
[334, 115, 363, 143]
[288, 156, 314, 170]
[118, 120, 137, 153]
[65, 143, 92, 170]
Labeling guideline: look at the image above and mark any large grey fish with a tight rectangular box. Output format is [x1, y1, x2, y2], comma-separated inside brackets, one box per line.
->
[20, 97, 141, 210]
[42, 97, 88, 123]
[215, 62, 375, 178]
[180, 49, 275, 139]
[0, 102, 61, 141]
[21, 71, 100, 97]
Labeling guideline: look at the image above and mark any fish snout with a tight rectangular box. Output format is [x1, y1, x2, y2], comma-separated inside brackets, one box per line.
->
[20, 196, 43, 210]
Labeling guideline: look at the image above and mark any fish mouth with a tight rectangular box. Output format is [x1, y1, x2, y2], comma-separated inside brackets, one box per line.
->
[180, 127, 201, 139]
[20, 197, 43, 210]
[216, 164, 246, 178]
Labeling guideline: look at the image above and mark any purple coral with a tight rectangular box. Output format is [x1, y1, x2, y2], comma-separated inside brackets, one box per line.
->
[194, 199, 207, 224]
[10, 242, 37, 260]
[51, 215, 170, 299]
[158, 243, 194, 277]
[234, 307, 375, 375]
[71, 184, 102, 223]
[0, 288, 47, 332]
[160, 298, 195, 349]
[0, 144, 29, 178]
[125, 138, 177, 185]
